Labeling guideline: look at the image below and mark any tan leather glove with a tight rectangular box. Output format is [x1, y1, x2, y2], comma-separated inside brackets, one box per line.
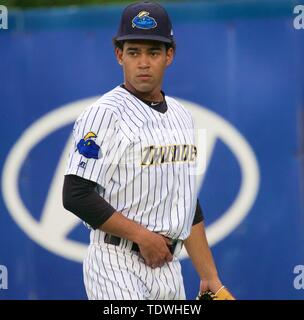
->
[196, 286, 236, 300]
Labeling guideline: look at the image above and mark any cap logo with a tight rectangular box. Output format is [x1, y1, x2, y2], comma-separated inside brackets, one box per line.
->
[132, 11, 157, 29]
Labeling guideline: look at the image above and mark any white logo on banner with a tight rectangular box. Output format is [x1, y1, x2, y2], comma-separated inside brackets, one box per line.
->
[2, 97, 260, 262]
[0, 265, 8, 290]
[0, 5, 8, 30]
[294, 5, 304, 29]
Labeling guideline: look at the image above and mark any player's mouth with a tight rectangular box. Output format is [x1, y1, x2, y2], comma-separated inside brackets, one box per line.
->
[137, 74, 152, 81]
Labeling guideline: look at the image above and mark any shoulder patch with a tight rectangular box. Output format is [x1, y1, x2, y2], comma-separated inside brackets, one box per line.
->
[77, 131, 101, 159]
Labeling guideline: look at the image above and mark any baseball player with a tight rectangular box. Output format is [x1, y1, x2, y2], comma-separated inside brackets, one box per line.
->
[63, 1, 233, 300]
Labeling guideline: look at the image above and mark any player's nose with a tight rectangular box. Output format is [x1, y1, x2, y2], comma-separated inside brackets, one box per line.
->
[138, 53, 150, 68]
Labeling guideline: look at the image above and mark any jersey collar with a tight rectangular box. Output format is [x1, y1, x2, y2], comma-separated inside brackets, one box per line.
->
[120, 84, 168, 114]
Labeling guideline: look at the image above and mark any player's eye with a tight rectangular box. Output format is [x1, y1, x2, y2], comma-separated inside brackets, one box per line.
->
[150, 51, 160, 57]
[128, 51, 139, 56]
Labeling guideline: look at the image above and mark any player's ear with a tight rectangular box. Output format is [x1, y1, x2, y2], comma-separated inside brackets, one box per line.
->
[115, 47, 123, 66]
[166, 47, 174, 67]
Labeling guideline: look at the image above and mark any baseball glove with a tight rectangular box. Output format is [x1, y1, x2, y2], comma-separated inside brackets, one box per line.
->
[196, 286, 235, 300]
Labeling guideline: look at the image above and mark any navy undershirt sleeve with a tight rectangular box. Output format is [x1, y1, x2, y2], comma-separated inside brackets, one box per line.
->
[193, 199, 204, 225]
[62, 174, 116, 230]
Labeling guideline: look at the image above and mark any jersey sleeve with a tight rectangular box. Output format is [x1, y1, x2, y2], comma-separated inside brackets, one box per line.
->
[65, 103, 128, 188]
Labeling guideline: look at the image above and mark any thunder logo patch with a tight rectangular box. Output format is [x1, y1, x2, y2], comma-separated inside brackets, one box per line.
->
[132, 11, 157, 29]
[77, 132, 101, 159]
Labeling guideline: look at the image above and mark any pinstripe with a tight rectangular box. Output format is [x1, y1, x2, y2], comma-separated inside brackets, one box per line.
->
[173, 147, 186, 237]
[95, 103, 132, 139]
[169, 106, 193, 238]
[169, 98, 192, 127]
[67, 140, 76, 173]
[156, 268, 167, 300]
[107, 98, 143, 132]
[113, 246, 132, 300]
[97, 138, 124, 187]
[166, 130, 175, 236]
[152, 114, 170, 233]
[172, 260, 184, 299]
[135, 136, 144, 222]
[176, 111, 196, 235]
[122, 252, 140, 299]
[70, 86, 197, 300]
[94, 246, 110, 299]
[75, 107, 94, 176]
[159, 114, 172, 234]
[123, 154, 128, 211]
[132, 100, 157, 227]
[99, 247, 117, 299]
[113, 93, 150, 123]
[121, 102, 145, 128]
[87, 108, 111, 180]
[90, 246, 99, 300]
[153, 271, 161, 300]
[166, 261, 178, 299]
[141, 128, 152, 225]
[116, 165, 121, 209]
[150, 117, 164, 232]
[161, 265, 171, 299]
[140, 104, 162, 228]
[105, 246, 125, 299]
[162, 109, 178, 236]
[67, 119, 81, 170]
[129, 253, 146, 299]
[86, 245, 107, 300]
[83, 246, 93, 299]
[141, 262, 149, 297]
[171, 104, 194, 237]
[89, 246, 98, 300]
[94, 247, 105, 300]
[164, 113, 181, 238]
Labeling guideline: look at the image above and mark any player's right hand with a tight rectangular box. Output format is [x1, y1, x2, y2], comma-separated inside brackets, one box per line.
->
[137, 230, 173, 268]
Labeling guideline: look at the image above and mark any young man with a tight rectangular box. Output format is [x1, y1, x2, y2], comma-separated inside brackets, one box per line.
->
[63, 1, 231, 300]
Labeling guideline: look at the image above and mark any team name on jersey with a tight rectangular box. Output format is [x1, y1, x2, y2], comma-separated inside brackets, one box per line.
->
[141, 144, 197, 166]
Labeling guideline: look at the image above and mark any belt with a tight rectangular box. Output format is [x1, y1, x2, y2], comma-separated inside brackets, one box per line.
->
[104, 233, 180, 255]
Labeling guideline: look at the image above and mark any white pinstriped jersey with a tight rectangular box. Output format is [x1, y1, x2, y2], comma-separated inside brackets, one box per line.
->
[65, 85, 197, 242]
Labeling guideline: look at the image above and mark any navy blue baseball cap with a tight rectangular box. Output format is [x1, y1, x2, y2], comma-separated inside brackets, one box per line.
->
[114, 1, 174, 44]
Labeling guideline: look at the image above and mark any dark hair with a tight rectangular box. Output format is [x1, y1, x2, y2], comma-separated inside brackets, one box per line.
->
[112, 38, 176, 53]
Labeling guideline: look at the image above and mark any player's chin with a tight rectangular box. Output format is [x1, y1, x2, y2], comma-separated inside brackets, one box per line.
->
[134, 81, 155, 93]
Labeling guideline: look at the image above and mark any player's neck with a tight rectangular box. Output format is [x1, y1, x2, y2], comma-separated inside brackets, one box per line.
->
[123, 82, 163, 103]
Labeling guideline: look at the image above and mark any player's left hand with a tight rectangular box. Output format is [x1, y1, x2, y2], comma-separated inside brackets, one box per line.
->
[198, 278, 235, 300]
[199, 277, 223, 294]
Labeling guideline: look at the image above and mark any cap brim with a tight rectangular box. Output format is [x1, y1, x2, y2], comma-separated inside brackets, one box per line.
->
[114, 34, 173, 44]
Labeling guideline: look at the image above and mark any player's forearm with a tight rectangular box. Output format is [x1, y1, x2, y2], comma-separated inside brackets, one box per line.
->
[184, 221, 219, 280]
[63, 175, 149, 244]
[100, 211, 149, 245]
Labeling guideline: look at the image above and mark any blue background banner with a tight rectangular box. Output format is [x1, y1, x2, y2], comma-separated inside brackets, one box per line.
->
[1, 1, 304, 299]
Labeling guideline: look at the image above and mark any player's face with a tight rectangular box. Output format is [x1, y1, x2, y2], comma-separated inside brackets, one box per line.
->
[115, 40, 174, 100]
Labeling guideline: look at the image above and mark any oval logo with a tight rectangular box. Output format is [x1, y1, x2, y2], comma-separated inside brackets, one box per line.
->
[1, 97, 260, 262]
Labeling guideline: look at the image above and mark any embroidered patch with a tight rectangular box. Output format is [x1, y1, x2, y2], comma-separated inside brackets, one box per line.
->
[77, 131, 101, 159]
[132, 11, 157, 30]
